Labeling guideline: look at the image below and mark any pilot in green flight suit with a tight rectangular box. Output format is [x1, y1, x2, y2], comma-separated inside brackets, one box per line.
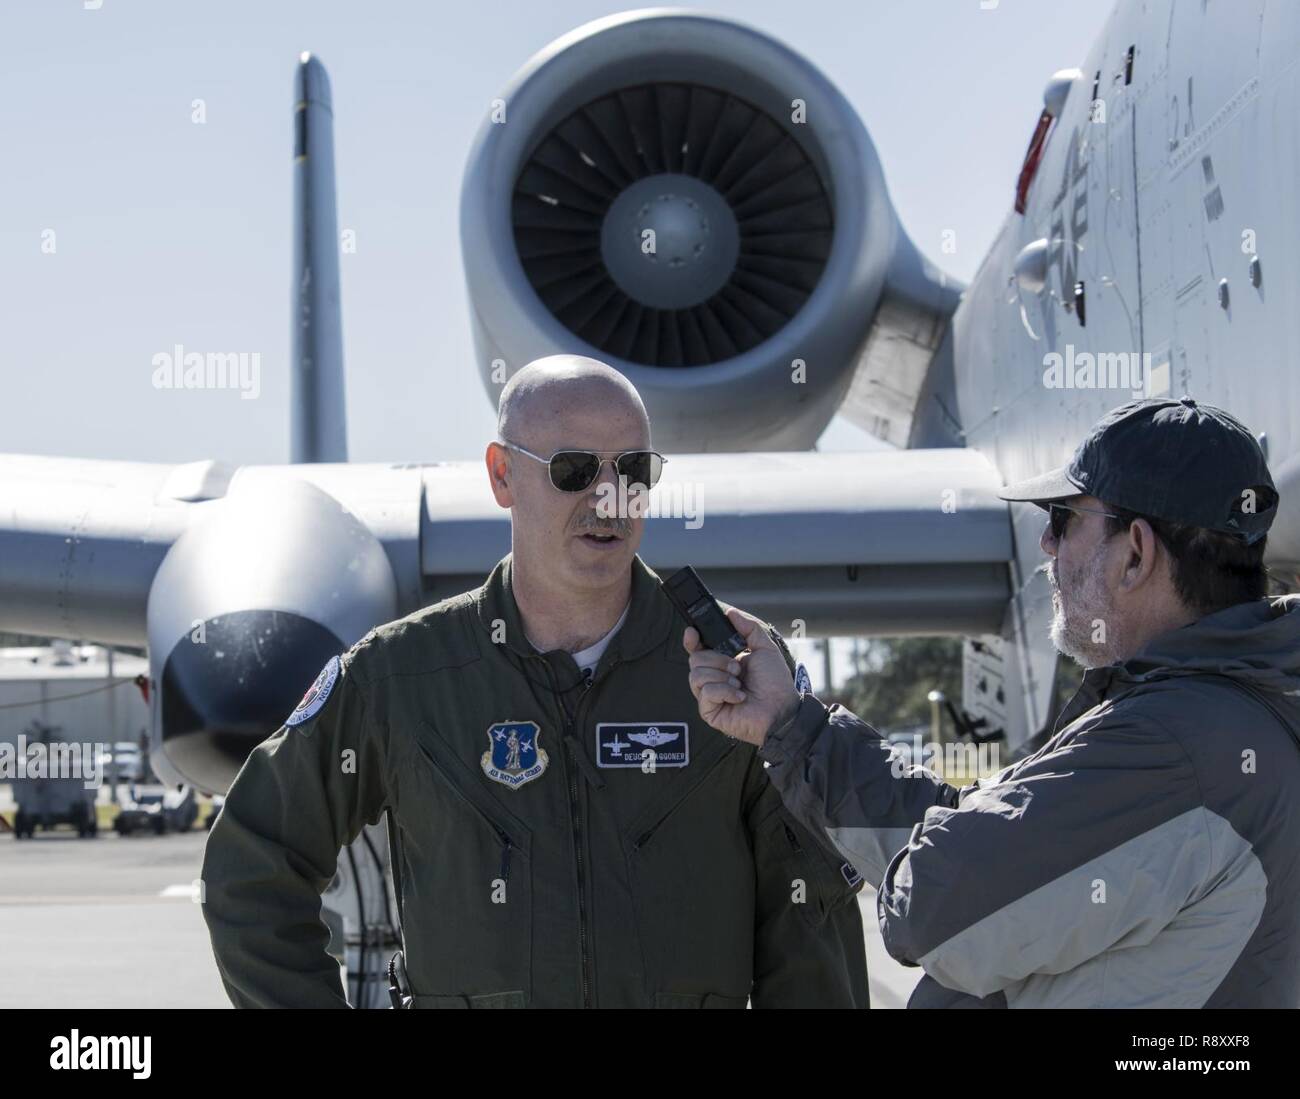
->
[200, 356, 869, 1008]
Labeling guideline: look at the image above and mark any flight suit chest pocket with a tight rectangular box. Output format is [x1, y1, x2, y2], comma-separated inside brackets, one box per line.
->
[623, 735, 738, 849]
[622, 739, 755, 999]
[397, 728, 534, 1003]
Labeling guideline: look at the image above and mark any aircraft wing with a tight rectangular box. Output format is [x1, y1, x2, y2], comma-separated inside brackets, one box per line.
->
[0, 447, 1012, 791]
[0, 454, 201, 648]
[424, 447, 1012, 636]
[1, 447, 1012, 648]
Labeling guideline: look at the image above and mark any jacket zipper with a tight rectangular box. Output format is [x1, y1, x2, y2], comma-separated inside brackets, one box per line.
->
[414, 741, 515, 879]
[782, 821, 803, 855]
[542, 658, 596, 1008]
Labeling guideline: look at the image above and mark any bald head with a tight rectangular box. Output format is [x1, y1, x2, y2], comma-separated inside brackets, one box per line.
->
[487, 354, 652, 605]
[497, 355, 649, 449]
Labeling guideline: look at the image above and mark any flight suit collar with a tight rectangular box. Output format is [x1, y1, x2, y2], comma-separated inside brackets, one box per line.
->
[474, 553, 677, 667]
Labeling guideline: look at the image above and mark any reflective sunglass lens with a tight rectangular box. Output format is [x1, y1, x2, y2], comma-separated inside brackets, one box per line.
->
[616, 452, 661, 488]
[549, 451, 601, 492]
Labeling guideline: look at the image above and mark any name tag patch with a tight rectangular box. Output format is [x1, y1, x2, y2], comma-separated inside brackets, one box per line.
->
[596, 723, 689, 769]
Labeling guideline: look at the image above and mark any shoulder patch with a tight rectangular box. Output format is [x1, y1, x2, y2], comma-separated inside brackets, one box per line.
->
[481, 721, 548, 788]
[286, 655, 341, 727]
[794, 662, 812, 694]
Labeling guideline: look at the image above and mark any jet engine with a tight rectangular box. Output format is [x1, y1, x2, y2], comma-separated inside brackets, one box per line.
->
[146, 478, 397, 790]
[461, 10, 951, 452]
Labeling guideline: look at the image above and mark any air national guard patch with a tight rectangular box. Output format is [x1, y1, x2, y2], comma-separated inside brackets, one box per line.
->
[596, 723, 689, 768]
[481, 721, 548, 789]
[286, 655, 340, 728]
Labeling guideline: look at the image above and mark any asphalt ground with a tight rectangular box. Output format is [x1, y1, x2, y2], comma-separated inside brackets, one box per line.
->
[0, 820, 919, 1008]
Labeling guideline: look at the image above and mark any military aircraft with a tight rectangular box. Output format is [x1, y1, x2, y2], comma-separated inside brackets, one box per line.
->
[3, 3, 1297, 1003]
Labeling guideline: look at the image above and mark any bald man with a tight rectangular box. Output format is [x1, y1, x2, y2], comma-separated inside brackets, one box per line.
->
[201, 354, 869, 1009]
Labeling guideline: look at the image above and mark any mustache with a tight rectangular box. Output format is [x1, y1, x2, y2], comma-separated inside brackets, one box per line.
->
[572, 513, 633, 537]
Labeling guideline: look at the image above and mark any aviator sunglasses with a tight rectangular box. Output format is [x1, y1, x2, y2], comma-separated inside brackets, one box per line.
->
[501, 441, 666, 493]
[1048, 501, 1120, 540]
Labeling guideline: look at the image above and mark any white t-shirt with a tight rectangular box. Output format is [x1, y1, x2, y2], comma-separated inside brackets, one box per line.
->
[572, 603, 631, 683]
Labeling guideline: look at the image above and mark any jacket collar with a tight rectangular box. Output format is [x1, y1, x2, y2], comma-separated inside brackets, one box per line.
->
[474, 553, 677, 666]
[1054, 595, 1300, 734]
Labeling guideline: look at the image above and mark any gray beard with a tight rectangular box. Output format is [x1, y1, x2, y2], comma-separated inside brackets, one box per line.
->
[1048, 555, 1121, 670]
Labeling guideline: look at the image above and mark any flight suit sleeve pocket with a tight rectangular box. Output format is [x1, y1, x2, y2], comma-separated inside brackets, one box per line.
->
[761, 806, 863, 930]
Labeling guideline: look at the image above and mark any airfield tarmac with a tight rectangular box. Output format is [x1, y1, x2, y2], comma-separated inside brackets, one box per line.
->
[0, 826, 920, 1008]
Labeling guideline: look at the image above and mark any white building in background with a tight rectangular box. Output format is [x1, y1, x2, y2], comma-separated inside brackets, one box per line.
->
[0, 642, 149, 761]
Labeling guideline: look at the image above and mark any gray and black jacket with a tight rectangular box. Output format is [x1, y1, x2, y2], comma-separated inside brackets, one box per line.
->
[761, 595, 1300, 1007]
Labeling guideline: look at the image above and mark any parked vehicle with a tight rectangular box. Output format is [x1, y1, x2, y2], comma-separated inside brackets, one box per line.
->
[11, 721, 98, 839]
[95, 742, 146, 784]
[13, 777, 98, 838]
[113, 784, 198, 835]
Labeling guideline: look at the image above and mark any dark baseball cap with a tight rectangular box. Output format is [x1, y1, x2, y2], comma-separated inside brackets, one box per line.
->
[998, 397, 1278, 544]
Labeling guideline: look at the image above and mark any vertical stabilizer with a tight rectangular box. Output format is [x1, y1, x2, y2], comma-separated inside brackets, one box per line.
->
[291, 53, 347, 463]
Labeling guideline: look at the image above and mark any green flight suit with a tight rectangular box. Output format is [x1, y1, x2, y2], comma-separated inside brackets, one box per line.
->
[201, 554, 868, 1008]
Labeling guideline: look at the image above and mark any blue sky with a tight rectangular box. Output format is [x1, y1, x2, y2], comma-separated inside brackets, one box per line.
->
[0, 0, 1114, 465]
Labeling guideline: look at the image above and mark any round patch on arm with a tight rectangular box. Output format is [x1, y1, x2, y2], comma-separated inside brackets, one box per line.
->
[794, 662, 812, 695]
[286, 655, 341, 727]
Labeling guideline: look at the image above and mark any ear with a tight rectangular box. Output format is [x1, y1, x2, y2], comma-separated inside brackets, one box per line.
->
[1117, 517, 1162, 592]
[485, 442, 513, 508]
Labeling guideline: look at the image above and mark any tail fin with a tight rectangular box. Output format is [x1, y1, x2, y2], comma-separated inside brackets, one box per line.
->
[291, 53, 348, 463]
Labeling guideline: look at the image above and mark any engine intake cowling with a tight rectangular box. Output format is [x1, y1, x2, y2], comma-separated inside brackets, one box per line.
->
[461, 10, 909, 451]
[145, 478, 397, 792]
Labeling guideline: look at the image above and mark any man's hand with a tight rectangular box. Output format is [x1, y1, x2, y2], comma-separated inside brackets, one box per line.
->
[684, 606, 800, 747]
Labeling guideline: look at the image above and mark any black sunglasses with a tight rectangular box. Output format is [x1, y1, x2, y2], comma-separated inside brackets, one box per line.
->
[1047, 502, 1120, 540]
[502, 441, 665, 493]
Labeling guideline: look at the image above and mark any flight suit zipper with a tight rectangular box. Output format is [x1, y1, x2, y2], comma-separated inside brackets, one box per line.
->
[541, 658, 597, 1008]
[566, 740, 589, 1008]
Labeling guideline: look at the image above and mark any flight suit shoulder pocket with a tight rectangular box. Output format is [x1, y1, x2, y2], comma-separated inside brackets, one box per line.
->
[760, 805, 862, 929]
